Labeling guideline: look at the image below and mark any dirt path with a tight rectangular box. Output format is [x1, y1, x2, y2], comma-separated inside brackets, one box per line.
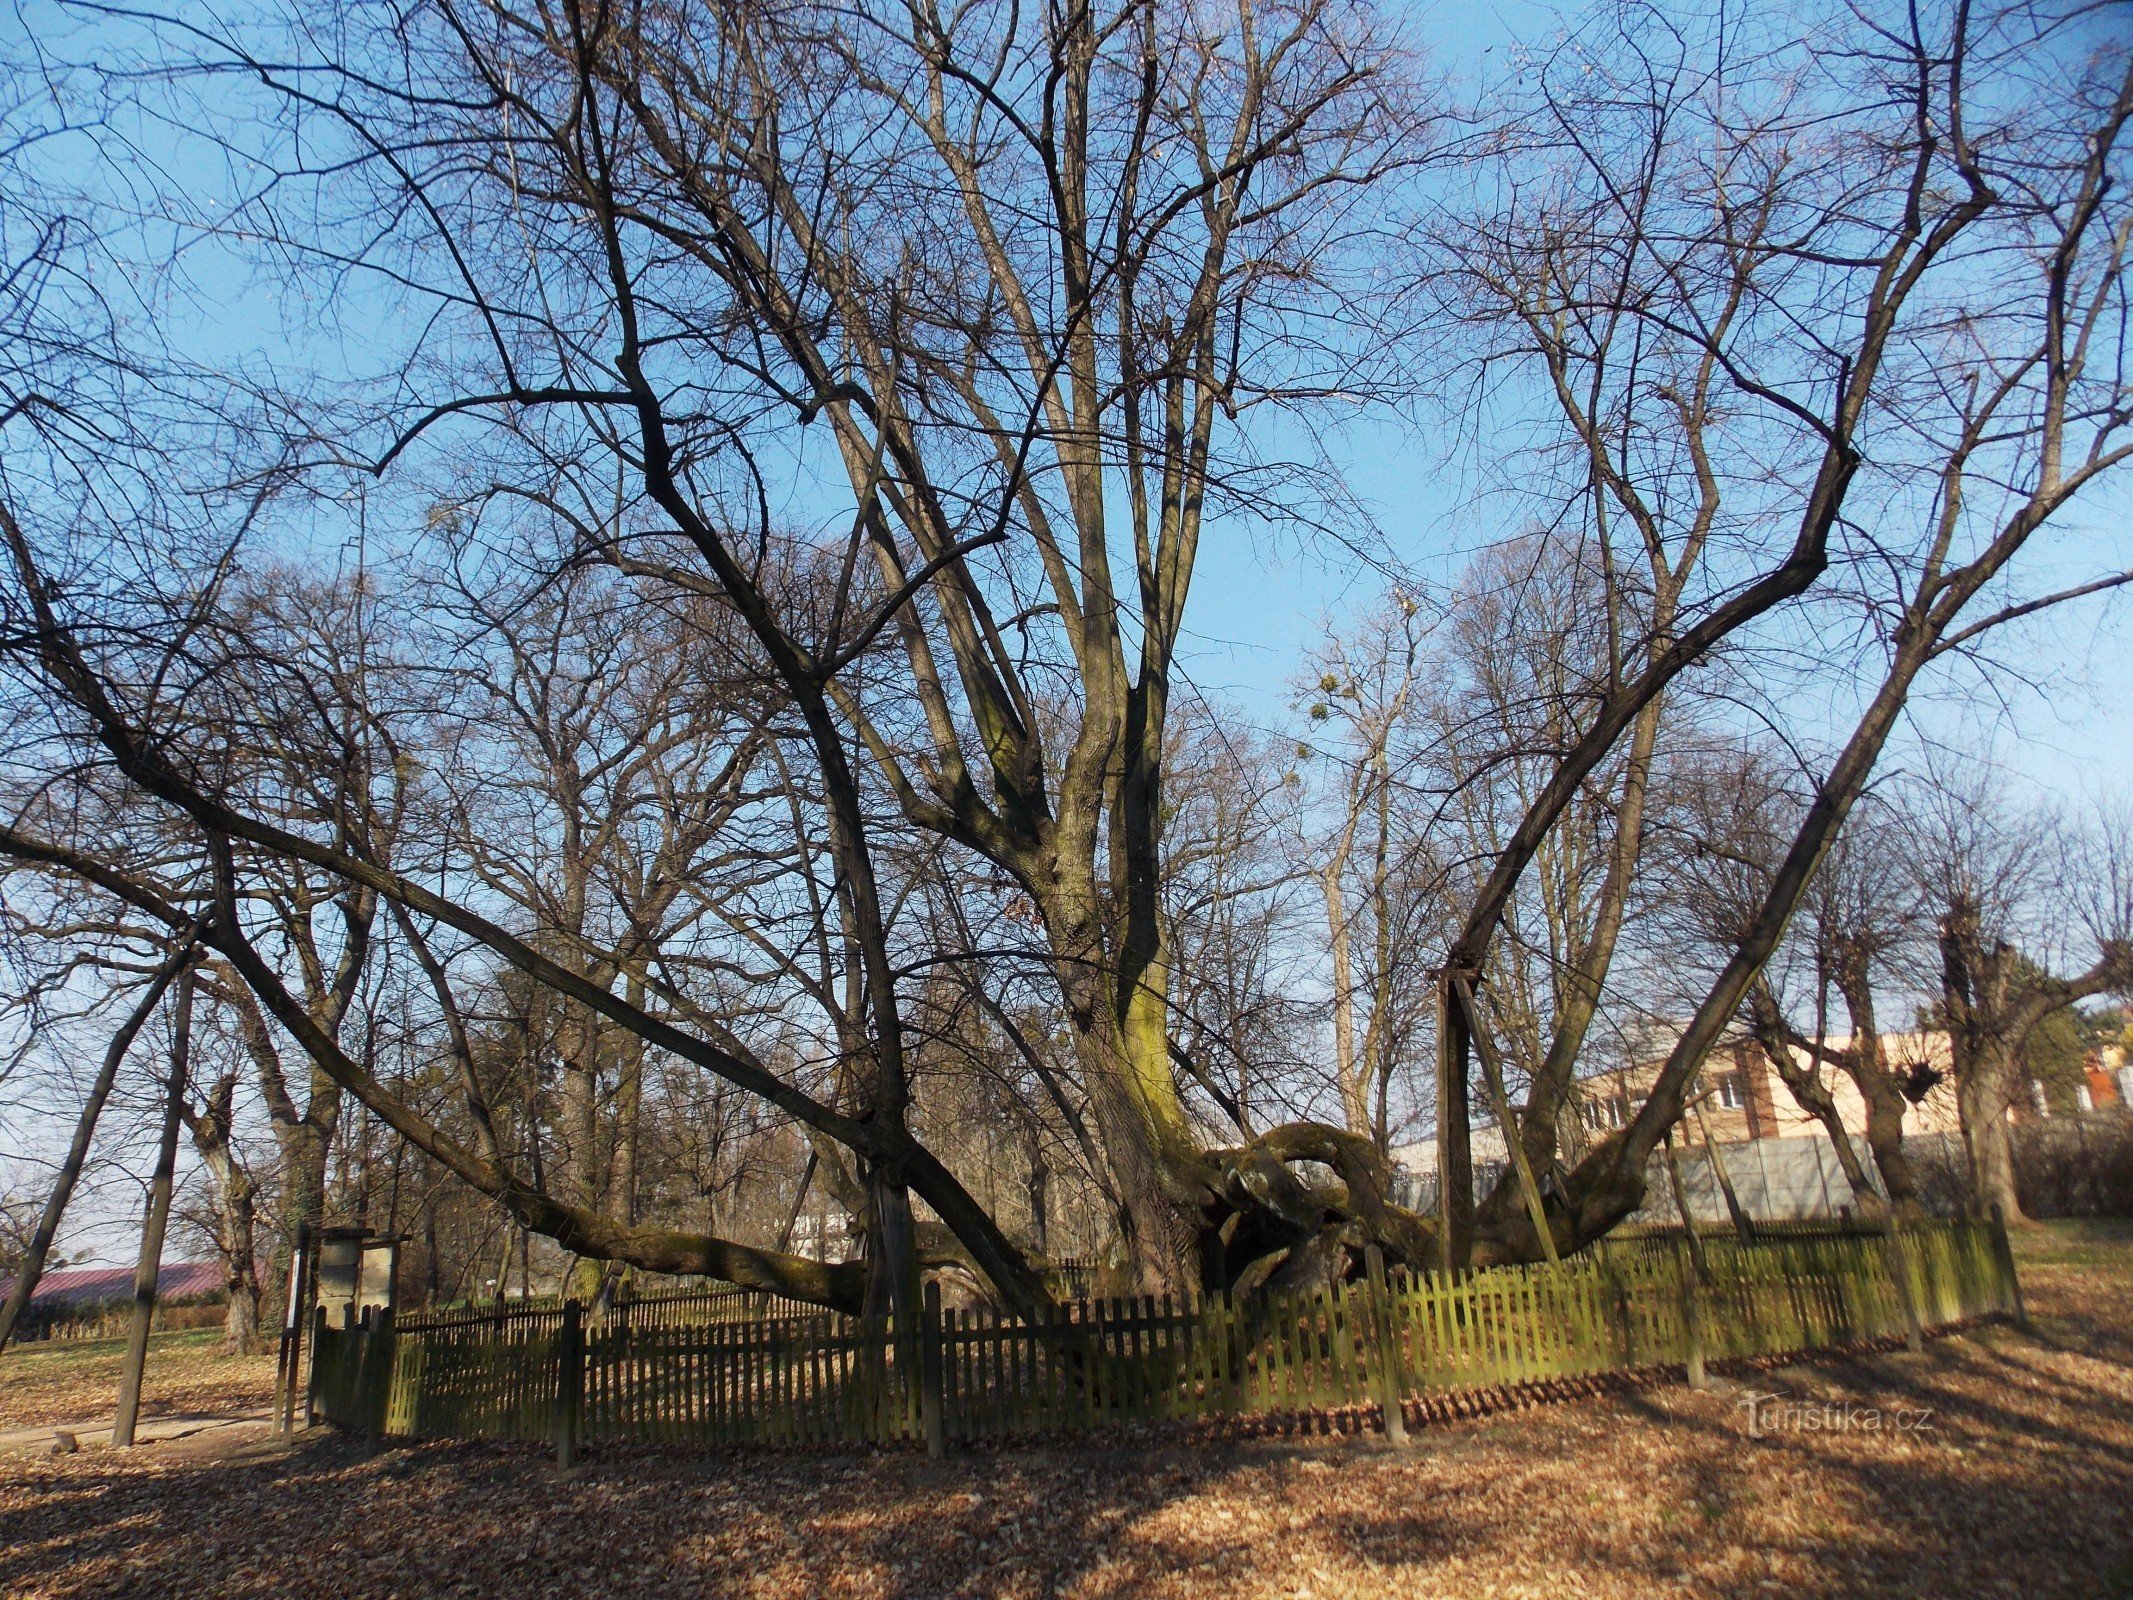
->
[2, 1225, 2127, 1600]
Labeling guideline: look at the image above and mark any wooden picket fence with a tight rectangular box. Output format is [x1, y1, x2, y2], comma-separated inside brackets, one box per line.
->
[308, 1215, 2019, 1453]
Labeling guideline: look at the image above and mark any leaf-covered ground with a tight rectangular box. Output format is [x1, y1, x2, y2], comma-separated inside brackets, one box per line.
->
[2, 1224, 2128, 1600]
[0, 1330, 275, 1432]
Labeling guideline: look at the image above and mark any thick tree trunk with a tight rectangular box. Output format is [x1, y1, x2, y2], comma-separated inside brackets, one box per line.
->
[189, 1086, 266, 1356]
[273, 1093, 336, 1299]
[215, 1164, 264, 1355]
[1025, 1155, 1050, 1258]
[1045, 895, 1207, 1290]
[183, 1019, 273, 1353]
[1857, 1074, 1922, 1216]
[1066, 1014, 1207, 1289]
[561, 1016, 602, 1214]
[1958, 1043, 2026, 1224]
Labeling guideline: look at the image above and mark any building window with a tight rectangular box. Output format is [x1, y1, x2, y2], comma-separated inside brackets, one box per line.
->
[1715, 1072, 1746, 1110]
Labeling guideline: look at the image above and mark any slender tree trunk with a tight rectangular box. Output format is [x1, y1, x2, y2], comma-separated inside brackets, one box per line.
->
[0, 950, 192, 1355]
[613, 972, 647, 1228]
[1749, 985, 1885, 1220]
[1765, 1052, 1883, 1216]
[114, 968, 195, 1447]
[1322, 862, 1367, 1135]
[1514, 692, 1667, 1183]
[1025, 1154, 1050, 1259]
[1564, 620, 1935, 1245]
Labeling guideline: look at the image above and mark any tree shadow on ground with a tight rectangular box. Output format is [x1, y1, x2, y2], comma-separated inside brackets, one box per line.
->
[4, 1248, 2131, 1600]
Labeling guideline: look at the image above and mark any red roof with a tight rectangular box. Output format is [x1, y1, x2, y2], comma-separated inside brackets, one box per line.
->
[0, 1262, 223, 1307]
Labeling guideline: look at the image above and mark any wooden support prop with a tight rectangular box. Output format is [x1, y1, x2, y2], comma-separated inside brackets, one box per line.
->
[1690, 1096, 1755, 1245]
[363, 1307, 397, 1448]
[1364, 1245, 1410, 1445]
[1673, 1239, 1708, 1390]
[920, 1280, 947, 1458]
[556, 1299, 585, 1467]
[1662, 1130, 1711, 1282]
[1436, 970, 1475, 1274]
[273, 1222, 312, 1437]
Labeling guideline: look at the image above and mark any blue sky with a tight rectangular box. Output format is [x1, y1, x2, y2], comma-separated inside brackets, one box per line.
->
[6, 0, 2130, 1268]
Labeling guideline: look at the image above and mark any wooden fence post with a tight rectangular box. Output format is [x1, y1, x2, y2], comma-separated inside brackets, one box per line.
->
[1880, 1221, 1924, 1354]
[1673, 1239, 1708, 1389]
[305, 1303, 327, 1429]
[920, 1280, 947, 1458]
[556, 1298, 585, 1468]
[1364, 1246, 1409, 1446]
[1988, 1205, 2028, 1328]
[362, 1308, 396, 1447]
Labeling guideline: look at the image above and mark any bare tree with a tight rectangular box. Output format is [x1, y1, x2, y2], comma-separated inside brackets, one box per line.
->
[1300, 591, 1434, 1147]
[1421, 0, 2133, 1260]
[0, 0, 1443, 1305]
[1911, 783, 2133, 1220]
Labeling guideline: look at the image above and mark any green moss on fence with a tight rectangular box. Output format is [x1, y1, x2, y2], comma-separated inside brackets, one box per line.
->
[308, 1217, 2017, 1451]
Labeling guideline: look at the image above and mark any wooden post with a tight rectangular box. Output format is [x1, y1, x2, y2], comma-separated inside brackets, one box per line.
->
[1436, 969, 1474, 1275]
[555, 1298, 585, 1468]
[1989, 1204, 2028, 1328]
[1690, 1097, 1756, 1245]
[920, 1279, 947, 1458]
[1674, 1238, 1708, 1390]
[272, 1222, 305, 1436]
[1364, 1245, 1409, 1445]
[113, 968, 195, 1448]
[362, 1307, 396, 1447]
[305, 1303, 326, 1428]
[1662, 1130, 1710, 1282]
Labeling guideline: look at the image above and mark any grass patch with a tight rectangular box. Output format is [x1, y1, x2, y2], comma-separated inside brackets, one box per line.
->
[0, 1328, 273, 1433]
[2009, 1217, 2133, 1273]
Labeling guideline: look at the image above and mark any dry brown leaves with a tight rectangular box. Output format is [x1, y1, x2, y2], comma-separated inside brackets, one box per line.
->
[0, 1331, 276, 1432]
[2, 1227, 2128, 1600]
